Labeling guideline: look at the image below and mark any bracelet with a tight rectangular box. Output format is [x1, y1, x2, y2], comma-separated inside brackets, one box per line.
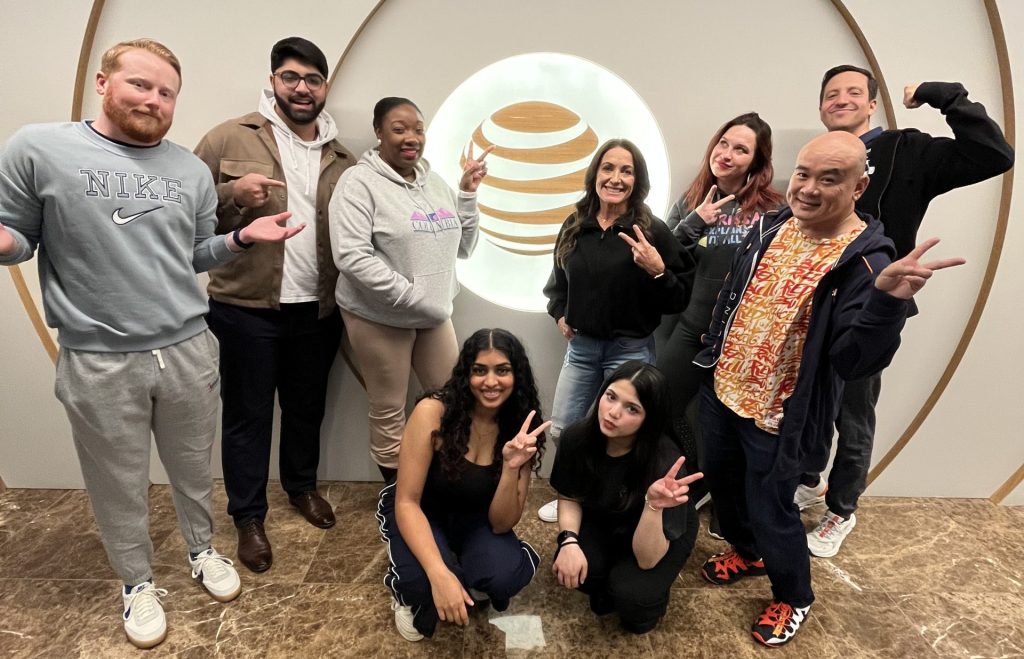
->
[232, 228, 255, 250]
[556, 530, 579, 546]
[558, 539, 579, 548]
[643, 494, 659, 512]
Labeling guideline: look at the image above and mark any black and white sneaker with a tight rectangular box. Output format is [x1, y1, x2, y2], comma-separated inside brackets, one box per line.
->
[751, 600, 810, 647]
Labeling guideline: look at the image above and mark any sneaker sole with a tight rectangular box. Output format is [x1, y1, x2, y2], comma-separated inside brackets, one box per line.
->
[796, 496, 825, 511]
[752, 630, 791, 647]
[197, 576, 242, 603]
[126, 627, 167, 649]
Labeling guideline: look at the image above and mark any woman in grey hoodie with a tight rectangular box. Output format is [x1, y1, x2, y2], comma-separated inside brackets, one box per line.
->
[330, 97, 491, 481]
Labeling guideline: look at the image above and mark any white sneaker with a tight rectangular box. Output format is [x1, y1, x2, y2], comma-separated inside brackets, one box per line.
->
[794, 481, 827, 510]
[538, 499, 558, 523]
[807, 511, 856, 558]
[392, 599, 423, 642]
[122, 581, 168, 649]
[189, 548, 242, 603]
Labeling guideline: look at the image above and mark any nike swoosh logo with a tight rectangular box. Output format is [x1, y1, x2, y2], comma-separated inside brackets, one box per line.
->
[111, 206, 162, 225]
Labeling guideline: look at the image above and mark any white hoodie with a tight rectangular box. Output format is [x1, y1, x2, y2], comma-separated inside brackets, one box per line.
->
[258, 89, 338, 303]
[330, 149, 479, 328]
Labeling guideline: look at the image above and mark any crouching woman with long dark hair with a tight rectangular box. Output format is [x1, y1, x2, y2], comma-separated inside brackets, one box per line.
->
[551, 361, 702, 633]
[377, 328, 549, 641]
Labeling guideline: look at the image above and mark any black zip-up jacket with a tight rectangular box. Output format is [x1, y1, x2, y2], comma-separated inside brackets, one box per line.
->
[695, 209, 908, 480]
[860, 81, 1014, 259]
[545, 211, 694, 339]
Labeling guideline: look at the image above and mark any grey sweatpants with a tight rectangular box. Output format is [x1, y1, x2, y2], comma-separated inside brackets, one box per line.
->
[55, 330, 221, 585]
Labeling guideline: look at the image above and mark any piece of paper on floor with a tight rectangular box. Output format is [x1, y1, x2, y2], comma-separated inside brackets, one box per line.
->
[489, 614, 546, 650]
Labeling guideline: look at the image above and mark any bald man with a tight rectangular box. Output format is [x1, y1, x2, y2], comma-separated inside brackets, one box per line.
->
[693, 132, 964, 647]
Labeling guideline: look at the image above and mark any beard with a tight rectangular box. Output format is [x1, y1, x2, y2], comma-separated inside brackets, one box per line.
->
[102, 93, 171, 144]
[274, 90, 325, 126]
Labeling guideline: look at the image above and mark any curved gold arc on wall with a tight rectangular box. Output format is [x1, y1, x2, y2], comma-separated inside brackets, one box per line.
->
[830, 0, 897, 130]
[863, 0, 1015, 488]
[990, 464, 1024, 505]
[10, 0, 106, 366]
[479, 203, 576, 226]
[472, 125, 598, 164]
[479, 226, 559, 245]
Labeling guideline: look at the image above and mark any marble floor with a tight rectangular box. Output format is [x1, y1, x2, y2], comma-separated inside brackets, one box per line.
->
[0, 481, 1022, 658]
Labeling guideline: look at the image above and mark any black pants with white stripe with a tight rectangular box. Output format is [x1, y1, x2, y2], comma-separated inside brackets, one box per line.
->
[377, 484, 540, 637]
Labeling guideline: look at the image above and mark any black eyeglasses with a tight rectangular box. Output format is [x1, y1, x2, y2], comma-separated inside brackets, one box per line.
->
[273, 70, 326, 91]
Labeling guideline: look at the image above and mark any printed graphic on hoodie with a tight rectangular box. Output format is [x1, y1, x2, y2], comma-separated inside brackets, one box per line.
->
[410, 208, 459, 233]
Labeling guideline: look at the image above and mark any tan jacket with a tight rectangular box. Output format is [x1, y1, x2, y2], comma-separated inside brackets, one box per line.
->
[194, 112, 354, 317]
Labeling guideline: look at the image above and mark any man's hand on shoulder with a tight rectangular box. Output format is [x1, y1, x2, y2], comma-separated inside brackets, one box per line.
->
[875, 237, 965, 299]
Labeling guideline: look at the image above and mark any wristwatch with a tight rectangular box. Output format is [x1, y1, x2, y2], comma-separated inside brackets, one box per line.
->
[556, 530, 579, 546]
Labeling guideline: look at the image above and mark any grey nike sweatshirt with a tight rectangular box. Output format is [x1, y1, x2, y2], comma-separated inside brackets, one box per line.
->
[329, 148, 478, 328]
[0, 122, 236, 351]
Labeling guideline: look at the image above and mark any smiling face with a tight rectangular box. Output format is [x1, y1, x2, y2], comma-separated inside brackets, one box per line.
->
[595, 146, 635, 212]
[95, 48, 179, 145]
[271, 57, 327, 128]
[787, 132, 868, 231]
[376, 103, 425, 179]
[709, 124, 757, 190]
[597, 379, 645, 442]
[819, 70, 877, 135]
[469, 349, 515, 411]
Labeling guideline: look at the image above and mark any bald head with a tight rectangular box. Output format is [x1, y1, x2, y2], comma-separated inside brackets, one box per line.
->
[787, 132, 869, 233]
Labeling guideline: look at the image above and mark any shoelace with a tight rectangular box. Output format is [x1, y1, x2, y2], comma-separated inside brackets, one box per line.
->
[713, 550, 751, 576]
[125, 585, 168, 625]
[757, 601, 795, 636]
[815, 514, 847, 540]
[191, 550, 235, 581]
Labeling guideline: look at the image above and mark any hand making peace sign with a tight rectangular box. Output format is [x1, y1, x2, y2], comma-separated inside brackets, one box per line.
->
[695, 184, 737, 225]
[459, 142, 495, 193]
[874, 237, 966, 300]
[645, 457, 704, 510]
[502, 410, 551, 470]
[618, 224, 667, 278]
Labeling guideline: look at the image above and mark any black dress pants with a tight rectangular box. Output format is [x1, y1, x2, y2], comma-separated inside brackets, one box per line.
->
[207, 299, 341, 526]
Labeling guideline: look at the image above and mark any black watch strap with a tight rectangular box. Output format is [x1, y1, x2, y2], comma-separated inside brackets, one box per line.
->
[556, 530, 579, 545]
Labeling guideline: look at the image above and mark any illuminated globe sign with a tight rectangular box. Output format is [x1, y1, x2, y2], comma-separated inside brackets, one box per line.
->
[426, 53, 670, 312]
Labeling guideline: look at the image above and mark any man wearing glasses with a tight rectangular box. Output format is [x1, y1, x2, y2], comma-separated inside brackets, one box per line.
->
[195, 37, 354, 573]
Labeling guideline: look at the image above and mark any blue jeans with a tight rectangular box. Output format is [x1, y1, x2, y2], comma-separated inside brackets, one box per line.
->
[550, 333, 656, 435]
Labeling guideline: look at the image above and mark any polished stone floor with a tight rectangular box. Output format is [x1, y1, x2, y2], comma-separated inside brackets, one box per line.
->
[0, 480, 1021, 658]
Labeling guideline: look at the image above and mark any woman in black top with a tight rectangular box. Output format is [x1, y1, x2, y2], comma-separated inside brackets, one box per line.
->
[377, 328, 549, 641]
[656, 113, 784, 491]
[539, 138, 694, 522]
[550, 361, 702, 633]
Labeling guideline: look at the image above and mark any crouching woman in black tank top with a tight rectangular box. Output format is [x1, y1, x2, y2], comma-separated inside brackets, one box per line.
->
[551, 361, 703, 633]
[377, 328, 550, 641]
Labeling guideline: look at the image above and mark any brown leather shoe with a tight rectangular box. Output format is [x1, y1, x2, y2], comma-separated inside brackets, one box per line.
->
[288, 491, 336, 529]
[236, 519, 273, 573]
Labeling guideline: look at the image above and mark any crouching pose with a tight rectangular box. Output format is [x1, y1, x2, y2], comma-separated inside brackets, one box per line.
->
[377, 329, 548, 641]
[551, 361, 702, 633]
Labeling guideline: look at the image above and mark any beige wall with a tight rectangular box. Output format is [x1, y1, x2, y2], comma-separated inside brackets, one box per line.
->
[0, 0, 1020, 503]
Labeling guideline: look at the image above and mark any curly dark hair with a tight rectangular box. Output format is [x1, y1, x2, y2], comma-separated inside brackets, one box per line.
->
[557, 361, 669, 513]
[422, 328, 547, 480]
[554, 138, 653, 267]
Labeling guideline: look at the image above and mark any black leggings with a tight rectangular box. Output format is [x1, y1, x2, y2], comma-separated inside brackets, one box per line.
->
[656, 319, 710, 473]
[557, 511, 697, 633]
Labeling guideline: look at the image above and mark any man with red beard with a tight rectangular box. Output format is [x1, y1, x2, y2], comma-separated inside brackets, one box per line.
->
[194, 37, 354, 573]
[0, 39, 303, 649]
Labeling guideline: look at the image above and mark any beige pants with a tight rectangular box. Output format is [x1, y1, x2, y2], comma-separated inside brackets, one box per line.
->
[341, 311, 458, 468]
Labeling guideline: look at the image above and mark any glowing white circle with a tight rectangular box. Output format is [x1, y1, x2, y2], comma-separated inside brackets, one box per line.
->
[425, 52, 671, 313]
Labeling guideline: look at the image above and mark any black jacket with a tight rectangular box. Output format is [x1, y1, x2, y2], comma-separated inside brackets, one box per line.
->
[545, 211, 694, 339]
[860, 81, 1014, 259]
[695, 209, 908, 480]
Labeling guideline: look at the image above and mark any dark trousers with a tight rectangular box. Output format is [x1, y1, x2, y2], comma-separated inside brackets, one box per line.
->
[207, 299, 342, 526]
[804, 374, 882, 518]
[656, 319, 709, 496]
[700, 383, 814, 608]
[377, 483, 540, 637]
[559, 511, 697, 633]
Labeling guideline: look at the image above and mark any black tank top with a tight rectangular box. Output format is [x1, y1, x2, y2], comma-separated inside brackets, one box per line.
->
[420, 452, 499, 516]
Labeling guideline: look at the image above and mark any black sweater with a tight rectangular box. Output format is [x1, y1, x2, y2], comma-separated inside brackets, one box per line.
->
[544, 211, 694, 339]
[860, 81, 1014, 259]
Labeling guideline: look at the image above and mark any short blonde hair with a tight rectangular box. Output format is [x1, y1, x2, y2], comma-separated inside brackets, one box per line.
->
[100, 39, 181, 81]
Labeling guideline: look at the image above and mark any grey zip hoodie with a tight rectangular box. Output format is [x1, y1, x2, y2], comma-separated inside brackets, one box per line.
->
[329, 149, 478, 328]
[0, 122, 235, 351]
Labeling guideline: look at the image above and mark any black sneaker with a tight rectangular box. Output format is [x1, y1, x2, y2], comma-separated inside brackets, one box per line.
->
[700, 548, 767, 585]
[751, 600, 810, 647]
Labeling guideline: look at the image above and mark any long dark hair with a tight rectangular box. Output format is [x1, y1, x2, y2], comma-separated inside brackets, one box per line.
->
[425, 328, 546, 479]
[682, 112, 784, 219]
[559, 361, 669, 512]
[554, 138, 653, 267]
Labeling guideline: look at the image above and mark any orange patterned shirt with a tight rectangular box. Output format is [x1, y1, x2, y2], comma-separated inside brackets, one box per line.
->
[715, 218, 864, 433]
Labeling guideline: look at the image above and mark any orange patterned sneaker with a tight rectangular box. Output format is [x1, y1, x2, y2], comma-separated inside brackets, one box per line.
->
[700, 548, 767, 585]
[751, 600, 810, 647]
